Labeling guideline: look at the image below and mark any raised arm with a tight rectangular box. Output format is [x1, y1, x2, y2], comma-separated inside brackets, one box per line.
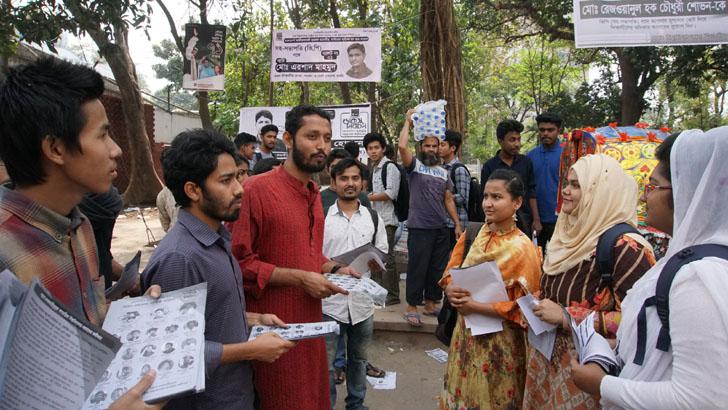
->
[398, 109, 416, 169]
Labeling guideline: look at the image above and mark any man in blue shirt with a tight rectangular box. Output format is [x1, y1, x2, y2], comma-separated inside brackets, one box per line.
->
[527, 112, 564, 252]
[143, 129, 295, 409]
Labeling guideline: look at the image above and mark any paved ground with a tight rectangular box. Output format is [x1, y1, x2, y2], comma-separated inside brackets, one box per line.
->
[112, 209, 448, 410]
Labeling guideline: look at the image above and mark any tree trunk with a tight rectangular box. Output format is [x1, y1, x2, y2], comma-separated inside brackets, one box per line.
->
[86, 24, 162, 205]
[419, 0, 466, 134]
[268, 0, 274, 106]
[615, 49, 644, 125]
[198, 91, 213, 128]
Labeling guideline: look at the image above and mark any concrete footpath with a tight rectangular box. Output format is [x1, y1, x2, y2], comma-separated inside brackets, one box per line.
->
[112, 208, 447, 409]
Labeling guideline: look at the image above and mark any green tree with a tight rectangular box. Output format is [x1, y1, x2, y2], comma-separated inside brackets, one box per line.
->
[151, 38, 197, 110]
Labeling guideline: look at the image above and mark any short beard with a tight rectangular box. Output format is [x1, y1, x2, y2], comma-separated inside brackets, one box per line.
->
[418, 151, 440, 166]
[292, 138, 326, 173]
[200, 188, 240, 222]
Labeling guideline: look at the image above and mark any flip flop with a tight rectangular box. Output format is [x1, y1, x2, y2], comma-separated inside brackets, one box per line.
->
[366, 363, 386, 378]
[335, 367, 345, 385]
[422, 308, 441, 317]
[403, 312, 423, 327]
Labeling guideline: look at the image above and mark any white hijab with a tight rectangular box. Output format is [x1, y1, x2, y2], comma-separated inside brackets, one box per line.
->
[611, 126, 728, 386]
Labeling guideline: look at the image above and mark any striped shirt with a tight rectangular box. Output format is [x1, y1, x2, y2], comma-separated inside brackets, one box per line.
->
[442, 158, 469, 228]
[0, 186, 106, 325]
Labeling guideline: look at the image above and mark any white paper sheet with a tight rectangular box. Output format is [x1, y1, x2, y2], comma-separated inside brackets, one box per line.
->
[366, 371, 396, 390]
[331, 243, 387, 274]
[324, 274, 388, 306]
[248, 321, 339, 341]
[425, 348, 449, 364]
[527, 327, 556, 361]
[517, 294, 558, 335]
[449, 261, 509, 336]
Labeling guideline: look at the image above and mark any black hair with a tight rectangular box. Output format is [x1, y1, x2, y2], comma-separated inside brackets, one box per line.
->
[496, 119, 524, 140]
[362, 132, 387, 150]
[234, 132, 257, 149]
[655, 132, 679, 183]
[330, 157, 364, 180]
[252, 157, 281, 175]
[260, 124, 279, 136]
[255, 110, 273, 122]
[444, 129, 463, 152]
[161, 128, 237, 208]
[343, 141, 360, 158]
[234, 152, 249, 166]
[0, 57, 105, 186]
[535, 112, 563, 129]
[487, 169, 525, 199]
[384, 143, 395, 160]
[325, 148, 351, 169]
[347, 43, 366, 54]
[285, 105, 331, 139]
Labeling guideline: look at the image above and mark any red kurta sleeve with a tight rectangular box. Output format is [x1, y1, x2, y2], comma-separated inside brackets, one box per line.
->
[232, 179, 277, 299]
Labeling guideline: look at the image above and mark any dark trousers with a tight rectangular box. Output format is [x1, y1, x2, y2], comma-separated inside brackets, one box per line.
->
[406, 227, 449, 307]
[538, 222, 556, 255]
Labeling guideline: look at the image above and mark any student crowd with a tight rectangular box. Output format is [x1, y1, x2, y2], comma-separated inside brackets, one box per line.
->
[1, 57, 727, 410]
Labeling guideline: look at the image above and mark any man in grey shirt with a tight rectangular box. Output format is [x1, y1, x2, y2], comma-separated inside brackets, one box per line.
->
[142, 129, 294, 410]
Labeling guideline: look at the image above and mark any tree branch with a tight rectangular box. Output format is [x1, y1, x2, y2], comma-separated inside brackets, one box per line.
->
[156, 0, 184, 53]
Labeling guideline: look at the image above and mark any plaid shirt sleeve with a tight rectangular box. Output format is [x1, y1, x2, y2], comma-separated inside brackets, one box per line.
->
[453, 166, 470, 207]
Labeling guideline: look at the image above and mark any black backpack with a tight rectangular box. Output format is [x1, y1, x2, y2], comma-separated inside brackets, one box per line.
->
[449, 163, 485, 223]
[595, 223, 641, 288]
[380, 161, 410, 222]
[632, 244, 728, 365]
[436, 221, 484, 346]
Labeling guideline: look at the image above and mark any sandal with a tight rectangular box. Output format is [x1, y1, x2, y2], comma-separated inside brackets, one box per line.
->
[422, 308, 441, 317]
[366, 363, 386, 378]
[403, 312, 423, 327]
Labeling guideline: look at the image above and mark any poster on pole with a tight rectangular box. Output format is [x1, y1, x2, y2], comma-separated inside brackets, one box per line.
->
[574, 0, 728, 48]
[182, 24, 227, 91]
[270, 28, 382, 83]
[238, 104, 372, 159]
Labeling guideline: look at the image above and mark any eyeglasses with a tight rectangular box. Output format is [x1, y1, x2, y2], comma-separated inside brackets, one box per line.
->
[644, 183, 672, 195]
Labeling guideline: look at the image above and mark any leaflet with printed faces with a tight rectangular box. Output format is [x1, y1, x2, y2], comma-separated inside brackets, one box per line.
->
[324, 273, 388, 306]
[104, 251, 142, 300]
[569, 311, 621, 375]
[0, 271, 121, 410]
[248, 321, 340, 342]
[331, 243, 387, 274]
[83, 283, 208, 409]
[449, 261, 510, 336]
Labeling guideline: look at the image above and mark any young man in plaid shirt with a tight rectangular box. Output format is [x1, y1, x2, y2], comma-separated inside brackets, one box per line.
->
[439, 130, 470, 248]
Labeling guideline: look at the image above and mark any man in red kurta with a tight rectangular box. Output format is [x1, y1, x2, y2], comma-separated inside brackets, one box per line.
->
[232, 105, 358, 410]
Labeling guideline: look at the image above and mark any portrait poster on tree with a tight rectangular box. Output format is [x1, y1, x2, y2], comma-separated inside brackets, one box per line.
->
[182, 24, 227, 91]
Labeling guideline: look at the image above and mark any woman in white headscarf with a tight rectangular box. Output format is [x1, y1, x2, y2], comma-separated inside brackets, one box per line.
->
[572, 127, 728, 408]
[522, 154, 655, 410]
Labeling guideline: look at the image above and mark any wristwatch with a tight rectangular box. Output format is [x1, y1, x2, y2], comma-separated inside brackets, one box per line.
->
[330, 264, 343, 274]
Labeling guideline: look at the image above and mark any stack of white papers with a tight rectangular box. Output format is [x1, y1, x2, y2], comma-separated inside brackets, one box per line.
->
[104, 251, 141, 300]
[366, 371, 396, 390]
[517, 294, 557, 360]
[449, 261, 509, 335]
[569, 312, 620, 375]
[84, 283, 208, 409]
[248, 321, 339, 341]
[324, 274, 388, 306]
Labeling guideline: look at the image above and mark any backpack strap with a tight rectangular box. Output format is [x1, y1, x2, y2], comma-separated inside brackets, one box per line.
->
[368, 207, 379, 244]
[633, 244, 728, 365]
[380, 161, 393, 191]
[460, 222, 484, 268]
[596, 223, 640, 288]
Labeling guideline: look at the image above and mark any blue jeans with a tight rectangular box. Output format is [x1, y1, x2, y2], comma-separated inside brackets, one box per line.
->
[334, 333, 346, 369]
[324, 314, 372, 410]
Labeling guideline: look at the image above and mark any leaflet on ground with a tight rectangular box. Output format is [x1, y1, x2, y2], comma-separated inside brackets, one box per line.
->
[331, 243, 386, 274]
[449, 261, 509, 336]
[248, 321, 340, 341]
[83, 283, 208, 408]
[569, 311, 620, 375]
[324, 274, 388, 306]
[0, 270, 121, 410]
[104, 251, 142, 300]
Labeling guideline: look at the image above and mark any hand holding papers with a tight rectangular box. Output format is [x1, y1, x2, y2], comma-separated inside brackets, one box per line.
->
[324, 273, 388, 306]
[449, 261, 509, 336]
[518, 294, 558, 360]
[248, 321, 339, 341]
[569, 312, 620, 375]
[331, 243, 386, 275]
[105, 251, 142, 300]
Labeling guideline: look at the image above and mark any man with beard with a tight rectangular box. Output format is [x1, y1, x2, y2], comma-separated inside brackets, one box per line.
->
[398, 109, 461, 327]
[322, 157, 388, 409]
[142, 129, 294, 410]
[232, 105, 359, 410]
[480, 119, 538, 238]
[255, 124, 279, 163]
